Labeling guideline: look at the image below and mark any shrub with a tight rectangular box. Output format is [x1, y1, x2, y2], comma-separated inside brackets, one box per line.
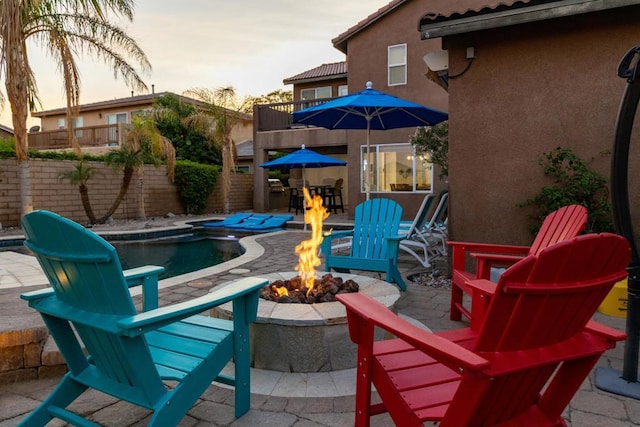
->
[174, 160, 219, 214]
[520, 147, 614, 235]
[409, 122, 448, 179]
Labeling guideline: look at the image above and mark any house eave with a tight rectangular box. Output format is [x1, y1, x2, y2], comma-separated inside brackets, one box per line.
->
[420, 0, 640, 39]
[283, 73, 348, 86]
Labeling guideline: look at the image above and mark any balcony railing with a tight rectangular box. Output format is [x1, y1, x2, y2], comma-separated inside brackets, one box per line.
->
[28, 123, 132, 151]
[254, 97, 337, 132]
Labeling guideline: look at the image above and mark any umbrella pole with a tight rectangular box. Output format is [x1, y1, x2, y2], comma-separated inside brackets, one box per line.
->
[366, 118, 371, 201]
[303, 166, 308, 231]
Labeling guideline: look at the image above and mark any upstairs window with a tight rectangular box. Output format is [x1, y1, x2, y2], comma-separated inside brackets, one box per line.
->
[57, 118, 65, 129]
[338, 85, 348, 97]
[388, 44, 407, 86]
[300, 86, 332, 100]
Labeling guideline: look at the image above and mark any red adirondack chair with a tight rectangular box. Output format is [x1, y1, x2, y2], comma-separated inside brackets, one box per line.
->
[448, 204, 588, 329]
[337, 233, 628, 427]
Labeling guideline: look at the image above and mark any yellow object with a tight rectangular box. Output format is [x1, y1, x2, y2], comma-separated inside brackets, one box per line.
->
[598, 278, 628, 317]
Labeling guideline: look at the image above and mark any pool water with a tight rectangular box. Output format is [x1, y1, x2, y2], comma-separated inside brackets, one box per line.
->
[113, 231, 246, 279]
[3, 228, 249, 280]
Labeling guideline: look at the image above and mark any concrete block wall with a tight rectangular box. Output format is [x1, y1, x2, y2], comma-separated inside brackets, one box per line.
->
[0, 158, 255, 226]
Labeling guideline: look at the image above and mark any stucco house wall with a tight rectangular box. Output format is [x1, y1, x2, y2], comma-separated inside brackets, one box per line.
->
[438, 5, 640, 246]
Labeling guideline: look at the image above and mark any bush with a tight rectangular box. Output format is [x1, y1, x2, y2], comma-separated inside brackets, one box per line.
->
[174, 160, 219, 214]
[409, 122, 448, 179]
[520, 147, 614, 235]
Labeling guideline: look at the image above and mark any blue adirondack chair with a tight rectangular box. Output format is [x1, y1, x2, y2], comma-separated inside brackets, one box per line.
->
[321, 198, 407, 290]
[19, 210, 268, 426]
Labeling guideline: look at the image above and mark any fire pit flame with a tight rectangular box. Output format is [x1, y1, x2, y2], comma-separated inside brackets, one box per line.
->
[294, 187, 329, 296]
[260, 187, 359, 303]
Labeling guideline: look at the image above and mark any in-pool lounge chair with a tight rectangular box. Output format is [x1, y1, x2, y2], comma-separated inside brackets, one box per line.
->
[202, 212, 252, 228]
[227, 214, 273, 230]
[242, 214, 293, 230]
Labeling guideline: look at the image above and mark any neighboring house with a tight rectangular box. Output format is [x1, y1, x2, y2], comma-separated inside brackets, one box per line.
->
[235, 139, 254, 173]
[29, 91, 253, 154]
[416, 0, 640, 245]
[0, 124, 13, 140]
[253, 0, 453, 218]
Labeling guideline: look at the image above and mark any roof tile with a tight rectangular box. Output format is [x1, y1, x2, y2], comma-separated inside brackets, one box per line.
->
[283, 61, 347, 85]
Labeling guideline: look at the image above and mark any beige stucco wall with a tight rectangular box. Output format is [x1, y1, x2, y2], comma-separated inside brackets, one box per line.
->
[443, 6, 640, 246]
[0, 158, 253, 227]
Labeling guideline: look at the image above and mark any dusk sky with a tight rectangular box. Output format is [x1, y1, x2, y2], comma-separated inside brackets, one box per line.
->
[3, 0, 392, 127]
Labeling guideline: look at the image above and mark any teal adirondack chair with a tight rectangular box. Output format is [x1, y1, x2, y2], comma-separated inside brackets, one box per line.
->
[19, 210, 267, 426]
[321, 198, 407, 290]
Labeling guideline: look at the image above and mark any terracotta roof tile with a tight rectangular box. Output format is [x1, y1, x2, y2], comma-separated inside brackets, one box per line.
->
[283, 61, 348, 85]
[331, 0, 534, 53]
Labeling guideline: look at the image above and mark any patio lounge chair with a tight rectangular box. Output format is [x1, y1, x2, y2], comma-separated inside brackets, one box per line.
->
[321, 198, 407, 290]
[399, 191, 448, 268]
[19, 210, 267, 426]
[449, 204, 588, 329]
[337, 233, 629, 426]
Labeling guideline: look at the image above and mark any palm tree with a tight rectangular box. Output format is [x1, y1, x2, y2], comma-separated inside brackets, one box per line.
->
[59, 161, 98, 224]
[101, 115, 175, 223]
[0, 0, 150, 217]
[183, 87, 250, 214]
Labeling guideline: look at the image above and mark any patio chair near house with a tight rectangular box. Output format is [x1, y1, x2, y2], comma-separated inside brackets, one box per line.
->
[323, 178, 345, 214]
[449, 204, 588, 329]
[399, 191, 448, 268]
[19, 210, 267, 426]
[337, 233, 629, 426]
[320, 198, 407, 290]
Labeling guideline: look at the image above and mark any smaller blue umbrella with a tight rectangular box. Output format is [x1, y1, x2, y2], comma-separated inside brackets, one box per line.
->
[261, 145, 346, 227]
[260, 144, 346, 190]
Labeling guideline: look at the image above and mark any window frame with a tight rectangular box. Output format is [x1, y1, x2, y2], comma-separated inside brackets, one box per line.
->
[388, 44, 407, 86]
[360, 143, 433, 194]
[300, 86, 332, 100]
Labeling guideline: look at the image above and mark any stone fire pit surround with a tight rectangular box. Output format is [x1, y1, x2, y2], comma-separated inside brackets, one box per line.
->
[213, 272, 401, 373]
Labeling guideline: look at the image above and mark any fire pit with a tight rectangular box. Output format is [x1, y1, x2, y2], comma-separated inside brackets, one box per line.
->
[260, 273, 359, 303]
[213, 189, 400, 372]
[213, 271, 400, 372]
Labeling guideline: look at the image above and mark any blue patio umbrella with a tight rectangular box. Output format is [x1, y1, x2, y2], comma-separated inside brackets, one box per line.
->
[261, 145, 346, 228]
[292, 81, 448, 199]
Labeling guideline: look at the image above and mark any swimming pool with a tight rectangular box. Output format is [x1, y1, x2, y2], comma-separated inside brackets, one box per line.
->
[2, 227, 252, 280]
[113, 231, 247, 279]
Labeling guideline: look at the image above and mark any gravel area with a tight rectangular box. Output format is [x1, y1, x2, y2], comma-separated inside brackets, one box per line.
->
[407, 257, 451, 289]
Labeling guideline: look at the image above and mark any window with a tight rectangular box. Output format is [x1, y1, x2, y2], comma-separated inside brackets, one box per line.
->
[71, 116, 83, 137]
[361, 143, 433, 194]
[388, 44, 407, 86]
[106, 113, 128, 143]
[301, 86, 332, 100]
[338, 85, 348, 97]
[106, 112, 128, 124]
[57, 118, 65, 129]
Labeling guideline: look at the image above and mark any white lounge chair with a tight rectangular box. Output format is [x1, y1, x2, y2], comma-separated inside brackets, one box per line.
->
[399, 191, 448, 268]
